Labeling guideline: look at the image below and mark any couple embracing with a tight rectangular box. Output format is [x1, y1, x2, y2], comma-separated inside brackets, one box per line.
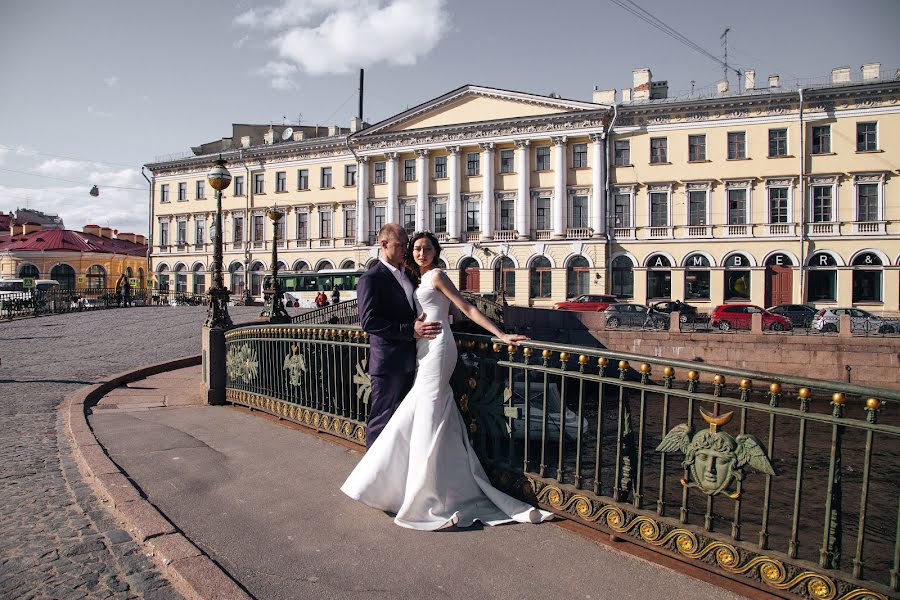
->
[340, 223, 552, 530]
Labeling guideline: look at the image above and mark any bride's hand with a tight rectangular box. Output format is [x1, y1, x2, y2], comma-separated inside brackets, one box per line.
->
[498, 333, 529, 346]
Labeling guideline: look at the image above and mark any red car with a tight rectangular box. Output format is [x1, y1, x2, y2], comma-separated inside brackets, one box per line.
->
[710, 304, 792, 331]
[553, 294, 619, 312]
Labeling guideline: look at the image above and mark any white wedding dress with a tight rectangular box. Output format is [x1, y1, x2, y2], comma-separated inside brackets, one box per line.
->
[341, 269, 553, 530]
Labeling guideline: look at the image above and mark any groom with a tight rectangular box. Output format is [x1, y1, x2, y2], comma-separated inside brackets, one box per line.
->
[357, 223, 441, 447]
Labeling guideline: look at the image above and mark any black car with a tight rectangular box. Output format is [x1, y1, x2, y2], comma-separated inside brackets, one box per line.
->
[651, 300, 703, 323]
[604, 304, 669, 329]
[767, 304, 817, 328]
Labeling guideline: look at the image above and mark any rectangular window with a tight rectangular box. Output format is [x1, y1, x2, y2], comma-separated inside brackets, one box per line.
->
[297, 169, 309, 190]
[499, 149, 514, 173]
[807, 270, 836, 302]
[466, 200, 480, 231]
[373, 161, 386, 184]
[570, 196, 588, 228]
[688, 190, 706, 226]
[572, 143, 588, 168]
[178, 182, 187, 200]
[727, 188, 747, 224]
[254, 174, 265, 194]
[195, 180, 205, 199]
[233, 216, 243, 243]
[433, 203, 447, 233]
[650, 137, 667, 164]
[812, 125, 831, 154]
[857, 183, 878, 221]
[613, 193, 631, 228]
[274, 218, 285, 242]
[812, 186, 832, 222]
[403, 159, 416, 181]
[857, 122, 877, 152]
[373, 206, 386, 232]
[344, 209, 356, 237]
[434, 156, 447, 179]
[768, 128, 788, 157]
[160, 184, 169, 202]
[195, 220, 205, 245]
[402, 204, 416, 234]
[466, 152, 480, 176]
[321, 167, 332, 188]
[345, 164, 357, 186]
[296, 212, 308, 241]
[319, 211, 332, 239]
[688, 135, 706, 161]
[649, 192, 668, 227]
[727, 132, 746, 159]
[614, 140, 630, 166]
[768, 188, 788, 223]
[535, 198, 551, 230]
[252, 215, 264, 241]
[159, 222, 169, 246]
[276, 171, 286, 192]
[536, 146, 551, 171]
[500, 199, 514, 230]
[233, 176, 244, 196]
[176, 221, 187, 245]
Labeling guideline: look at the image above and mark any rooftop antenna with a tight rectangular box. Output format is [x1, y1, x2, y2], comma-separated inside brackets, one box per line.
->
[720, 27, 730, 87]
[690, 80, 696, 95]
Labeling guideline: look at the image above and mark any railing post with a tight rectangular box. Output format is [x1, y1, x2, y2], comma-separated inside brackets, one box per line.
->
[201, 326, 227, 405]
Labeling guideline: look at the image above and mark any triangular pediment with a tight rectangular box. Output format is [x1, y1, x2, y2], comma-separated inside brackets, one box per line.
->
[357, 85, 603, 137]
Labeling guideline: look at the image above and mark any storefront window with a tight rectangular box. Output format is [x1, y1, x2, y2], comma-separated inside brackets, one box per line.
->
[851, 252, 883, 303]
[724, 254, 751, 300]
[646, 254, 671, 299]
[683, 254, 711, 300]
[807, 252, 837, 302]
[611, 256, 633, 298]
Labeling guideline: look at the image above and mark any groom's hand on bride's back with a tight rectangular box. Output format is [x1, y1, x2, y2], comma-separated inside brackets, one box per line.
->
[413, 312, 442, 339]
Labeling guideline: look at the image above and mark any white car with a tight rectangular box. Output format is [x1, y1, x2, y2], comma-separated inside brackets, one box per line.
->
[811, 307, 898, 334]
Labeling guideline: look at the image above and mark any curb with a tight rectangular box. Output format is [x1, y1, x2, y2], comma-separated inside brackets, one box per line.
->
[62, 355, 252, 600]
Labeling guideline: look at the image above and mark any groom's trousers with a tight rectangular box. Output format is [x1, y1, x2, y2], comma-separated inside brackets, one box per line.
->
[367, 371, 415, 447]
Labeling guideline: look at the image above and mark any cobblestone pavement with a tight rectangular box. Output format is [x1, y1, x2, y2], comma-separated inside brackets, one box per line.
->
[0, 306, 261, 600]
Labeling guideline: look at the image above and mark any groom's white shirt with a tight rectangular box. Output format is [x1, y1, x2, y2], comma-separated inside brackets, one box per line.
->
[380, 258, 415, 310]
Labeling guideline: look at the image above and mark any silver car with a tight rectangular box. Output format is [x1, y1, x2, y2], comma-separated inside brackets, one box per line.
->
[811, 308, 898, 334]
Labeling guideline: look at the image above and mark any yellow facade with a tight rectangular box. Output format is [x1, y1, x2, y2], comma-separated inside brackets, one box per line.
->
[146, 77, 900, 314]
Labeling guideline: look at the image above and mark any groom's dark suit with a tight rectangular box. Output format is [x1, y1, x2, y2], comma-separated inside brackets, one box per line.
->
[357, 260, 417, 447]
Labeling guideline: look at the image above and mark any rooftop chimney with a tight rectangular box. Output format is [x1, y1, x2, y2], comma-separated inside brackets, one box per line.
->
[768, 74, 780, 88]
[632, 68, 652, 101]
[745, 69, 756, 90]
[328, 125, 339, 137]
[293, 130, 305, 141]
[861, 63, 881, 80]
[241, 135, 251, 148]
[592, 87, 617, 105]
[263, 127, 276, 145]
[717, 80, 729, 94]
[350, 117, 363, 133]
[832, 67, 851, 83]
[83, 224, 102, 237]
[134, 234, 146, 245]
[116, 232, 135, 243]
[20, 223, 41, 235]
[100, 227, 113, 239]
[621, 88, 632, 102]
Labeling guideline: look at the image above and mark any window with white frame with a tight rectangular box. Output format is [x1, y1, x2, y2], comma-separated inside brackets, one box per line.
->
[688, 135, 706, 161]
[614, 140, 630, 166]
[572, 143, 588, 168]
[499, 149, 514, 173]
[402, 203, 416, 233]
[194, 219, 205, 245]
[536, 146, 550, 171]
[727, 188, 748, 224]
[432, 201, 447, 233]
[434, 155, 447, 179]
[296, 211, 308, 241]
[499, 196, 514, 230]
[466, 152, 480, 176]
[196, 180, 205, 199]
[344, 208, 356, 237]
[650, 137, 667, 164]
[811, 186, 833, 222]
[252, 214, 264, 241]
[613, 191, 632, 228]
[403, 159, 416, 181]
[649, 191, 669, 227]
[372, 206, 385, 232]
[274, 217, 285, 242]
[176, 220, 187, 245]
[160, 184, 169, 202]
[535, 197, 551, 230]
[345, 164, 357, 186]
[569, 195, 588, 228]
[856, 122, 877, 152]
[465, 198, 480, 231]
[159, 221, 169, 246]
[856, 181, 879, 222]
[688, 189, 707, 226]
[233, 176, 244, 196]
[768, 187, 789, 223]
[178, 182, 187, 200]
[811, 125, 831, 154]
[769, 128, 788, 157]
[373, 161, 386, 184]
[276, 171, 286, 192]
[233, 215, 244, 243]
[298, 169, 309, 190]
[253, 173, 265, 194]
[727, 132, 746, 159]
[319, 210, 332, 239]
[321, 167, 332, 188]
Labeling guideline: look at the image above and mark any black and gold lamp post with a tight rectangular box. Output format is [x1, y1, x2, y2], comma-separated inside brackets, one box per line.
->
[205, 156, 233, 329]
[260, 206, 290, 323]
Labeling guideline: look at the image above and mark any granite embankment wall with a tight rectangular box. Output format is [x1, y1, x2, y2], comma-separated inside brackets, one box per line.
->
[504, 307, 900, 391]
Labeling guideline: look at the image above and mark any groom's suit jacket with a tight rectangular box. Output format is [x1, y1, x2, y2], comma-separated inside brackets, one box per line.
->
[357, 261, 417, 376]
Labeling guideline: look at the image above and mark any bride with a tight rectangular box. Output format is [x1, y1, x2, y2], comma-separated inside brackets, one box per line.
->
[341, 231, 553, 530]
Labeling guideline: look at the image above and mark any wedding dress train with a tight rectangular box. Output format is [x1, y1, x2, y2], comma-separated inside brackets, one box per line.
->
[341, 269, 552, 530]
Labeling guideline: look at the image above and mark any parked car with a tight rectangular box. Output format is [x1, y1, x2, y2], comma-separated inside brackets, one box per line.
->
[767, 304, 818, 328]
[651, 300, 703, 324]
[553, 294, 618, 312]
[604, 303, 669, 330]
[810, 308, 898, 334]
[709, 304, 792, 331]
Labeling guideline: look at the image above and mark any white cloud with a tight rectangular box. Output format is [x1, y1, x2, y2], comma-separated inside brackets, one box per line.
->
[104, 76, 120, 88]
[233, 34, 250, 48]
[256, 61, 300, 90]
[236, 0, 449, 75]
[87, 105, 113, 118]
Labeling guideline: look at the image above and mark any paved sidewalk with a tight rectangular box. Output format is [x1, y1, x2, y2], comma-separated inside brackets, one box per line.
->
[89, 367, 752, 600]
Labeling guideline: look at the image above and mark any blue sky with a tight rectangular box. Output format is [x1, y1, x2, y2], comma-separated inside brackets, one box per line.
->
[1, 0, 897, 234]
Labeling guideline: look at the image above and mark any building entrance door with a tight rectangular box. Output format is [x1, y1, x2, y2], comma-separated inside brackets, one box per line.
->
[459, 258, 480, 292]
[765, 265, 792, 306]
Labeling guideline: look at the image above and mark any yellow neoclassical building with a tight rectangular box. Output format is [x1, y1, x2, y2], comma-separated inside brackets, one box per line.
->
[146, 63, 900, 314]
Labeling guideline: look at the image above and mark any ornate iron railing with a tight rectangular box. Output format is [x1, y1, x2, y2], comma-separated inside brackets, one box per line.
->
[291, 299, 359, 325]
[0, 287, 209, 319]
[223, 323, 899, 600]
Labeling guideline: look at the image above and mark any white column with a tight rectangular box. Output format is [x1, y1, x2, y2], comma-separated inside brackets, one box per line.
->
[386, 152, 399, 224]
[415, 149, 429, 232]
[447, 146, 461, 242]
[480, 142, 494, 240]
[552, 135, 567, 239]
[590, 133, 606, 237]
[515, 140, 530, 239]
[356, 157, 369, 244]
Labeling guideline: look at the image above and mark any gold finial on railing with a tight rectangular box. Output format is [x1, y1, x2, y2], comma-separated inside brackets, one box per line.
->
[739, 379, 752, 401]
[687, 369, 699, 393]
[798, 387, 811, 412]
[639, 363, 651, 384]
[493, 342, 502, 353]
[713, 374, 725, 397]
[865, 397, 881, 424]
[831, 392, 846, 418]
[522, 347, 533, 362]
[618, 360, 629, 381]
[598, 356, 609, 376]
[507, 345, 517, 357]
[663, 366, 675, 389]
[542, 349, 551, 367]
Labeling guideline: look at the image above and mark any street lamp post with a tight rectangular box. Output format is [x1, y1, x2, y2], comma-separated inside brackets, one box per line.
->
[260, 206, 290, 323]
[205, 156, 233, 329]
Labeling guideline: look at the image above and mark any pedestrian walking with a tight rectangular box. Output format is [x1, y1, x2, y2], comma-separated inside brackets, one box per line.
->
[331, 285, 341, 305]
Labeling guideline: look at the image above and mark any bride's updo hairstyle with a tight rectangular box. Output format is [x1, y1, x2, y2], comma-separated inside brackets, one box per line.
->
[404, 230, 442, 286]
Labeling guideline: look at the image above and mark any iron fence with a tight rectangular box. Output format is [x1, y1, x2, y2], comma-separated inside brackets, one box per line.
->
[0, 287, 209, 320]
[223, 322, 898, 600]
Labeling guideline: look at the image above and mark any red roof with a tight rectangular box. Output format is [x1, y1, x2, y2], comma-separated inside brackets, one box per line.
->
[0, 213, 11, 232]
[0, 229, 146, 256]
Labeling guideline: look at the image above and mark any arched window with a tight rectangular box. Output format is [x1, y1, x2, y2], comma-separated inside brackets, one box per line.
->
[807, 252, 838, 302]
[18, 263, 40, 279]
[851, 252, 883, 303]
[249, 262, 265, 297]
[126, 266, 134, 278]
[611, 256, 633, 299]
[174, 264, 188, 294]
[723, 254, 752, 301]
[229, 262, 245, 297]
[340, 259, 356, 269]
[566, 256, 589, 298]
[436, 258, 448, 270]
[276, 260, 288, 273]
[192, 263, 206, 295]
[292, 260, 310, 272]
[646, 253, 672, 300]
[86, 265, 107, 289]
[156, 263, 170, 292]
[365, 258, 379, 270]
[50, 264, 76, 289]
[137, 267, 145, 289]
[459, 257, 480, 292]
[529, 256, 552, 299]
[316, 260, 335, 271]
[494, 257, 515, 299]
[683, 254, 711, 300]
